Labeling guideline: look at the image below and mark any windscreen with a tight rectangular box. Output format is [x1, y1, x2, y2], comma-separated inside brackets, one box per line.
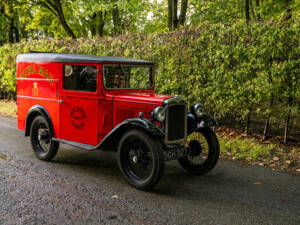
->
[103, 65, 153, 90]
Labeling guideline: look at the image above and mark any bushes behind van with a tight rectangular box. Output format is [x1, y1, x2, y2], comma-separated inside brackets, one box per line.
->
[0, 19, 299, 138]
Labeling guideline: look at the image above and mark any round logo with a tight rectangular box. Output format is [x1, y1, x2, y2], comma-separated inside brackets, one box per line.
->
[70, 106, 87, 129]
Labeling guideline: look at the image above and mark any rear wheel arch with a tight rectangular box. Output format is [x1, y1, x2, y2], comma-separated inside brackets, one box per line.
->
[25, 105, 54, 137]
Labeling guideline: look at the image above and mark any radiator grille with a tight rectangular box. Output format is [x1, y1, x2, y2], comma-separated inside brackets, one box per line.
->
[166, 105, 186, 142]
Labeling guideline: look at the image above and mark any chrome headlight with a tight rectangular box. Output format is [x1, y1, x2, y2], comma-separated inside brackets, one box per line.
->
[151, 106, 165, 122]
[191, 103, 204, 117]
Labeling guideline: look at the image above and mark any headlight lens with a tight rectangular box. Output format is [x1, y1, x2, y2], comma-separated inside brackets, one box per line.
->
[152, 106, 165, 122]
[192, 103, 204, 117]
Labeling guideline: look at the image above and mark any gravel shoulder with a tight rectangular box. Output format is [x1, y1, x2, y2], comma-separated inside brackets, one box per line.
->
[0, 116, 300, 225]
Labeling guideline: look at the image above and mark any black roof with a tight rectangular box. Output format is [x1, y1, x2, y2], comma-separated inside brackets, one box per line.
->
[16, 53, 153, 64]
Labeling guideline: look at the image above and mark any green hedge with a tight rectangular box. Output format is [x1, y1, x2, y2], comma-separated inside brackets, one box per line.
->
[0, 19, 299, 137]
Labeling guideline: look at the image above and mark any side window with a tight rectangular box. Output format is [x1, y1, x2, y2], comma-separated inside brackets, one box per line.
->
[63, 65, 97, 92]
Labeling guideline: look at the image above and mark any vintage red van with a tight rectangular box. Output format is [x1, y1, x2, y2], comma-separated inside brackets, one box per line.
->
[16, 52, 219, 190]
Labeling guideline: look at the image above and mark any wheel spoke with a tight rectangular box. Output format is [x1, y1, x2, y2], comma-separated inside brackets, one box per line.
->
[186, 132, 210, 166]
[124, 136, 154, 180]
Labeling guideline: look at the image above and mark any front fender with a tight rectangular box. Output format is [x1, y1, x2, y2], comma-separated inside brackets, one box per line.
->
[97, 118, 164, 150]
[187, 113, 217, 135]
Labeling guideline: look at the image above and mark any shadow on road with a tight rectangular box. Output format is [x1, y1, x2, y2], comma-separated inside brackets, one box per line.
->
[48, 146, 300, 218]
[51, 146, 250, 195]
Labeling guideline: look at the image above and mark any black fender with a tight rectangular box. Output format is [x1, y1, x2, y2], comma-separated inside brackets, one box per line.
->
[25, 105, 54, 137]
[187, 113, 217, 135]
[97, 118, 164, 151]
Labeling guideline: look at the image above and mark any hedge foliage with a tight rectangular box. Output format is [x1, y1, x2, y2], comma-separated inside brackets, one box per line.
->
[0, 19, 299, 135]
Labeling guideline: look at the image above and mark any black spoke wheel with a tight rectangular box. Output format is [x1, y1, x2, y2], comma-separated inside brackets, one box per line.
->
[118, 130, 165, 190]
[178, 127, 219, 175]
[30, 116, 59, 161]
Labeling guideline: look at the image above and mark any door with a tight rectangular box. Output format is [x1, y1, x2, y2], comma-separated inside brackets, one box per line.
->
[60, 63, 99, 146]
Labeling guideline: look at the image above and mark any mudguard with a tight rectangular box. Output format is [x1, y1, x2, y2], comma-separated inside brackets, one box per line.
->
[187, 112, 217, 135]
[25, 105, 54, 136]
[96, 118, 164, 150]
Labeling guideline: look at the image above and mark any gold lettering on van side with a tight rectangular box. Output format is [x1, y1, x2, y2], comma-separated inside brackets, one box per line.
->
[19, 64, 54, 86]
[38, 66, 44, 75]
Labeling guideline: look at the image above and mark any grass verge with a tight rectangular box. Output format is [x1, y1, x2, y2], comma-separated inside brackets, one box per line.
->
[218, 135, 300, 173]
[0, 100, 17, 117]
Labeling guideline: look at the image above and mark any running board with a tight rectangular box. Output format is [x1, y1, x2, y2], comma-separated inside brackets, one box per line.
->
[52, 138, 98, 151]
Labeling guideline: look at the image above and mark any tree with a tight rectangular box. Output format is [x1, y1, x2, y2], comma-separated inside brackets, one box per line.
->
[172, 0, 178, 29]
[168, 0, 188, 30]
[30, 0, 76, 39]
[0, 0, 21, 44]
[245, 0, 250, 24]
[179, 0, 188, 26]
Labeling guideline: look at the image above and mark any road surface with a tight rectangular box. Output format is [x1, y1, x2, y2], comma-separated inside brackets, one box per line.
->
[0, 116, 299, 225]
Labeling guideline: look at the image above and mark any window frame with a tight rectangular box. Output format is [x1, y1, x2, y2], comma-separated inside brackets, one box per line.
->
[62, 63, 99, 94]
[102, 64, 154, 91]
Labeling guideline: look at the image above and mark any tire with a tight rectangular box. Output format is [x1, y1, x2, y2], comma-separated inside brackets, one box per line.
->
[30, 115, 59, 161]
[178, 127, 219, 175]
[118, 129, 165, 191]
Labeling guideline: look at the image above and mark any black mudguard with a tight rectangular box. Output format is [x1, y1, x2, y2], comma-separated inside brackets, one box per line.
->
[25, 105, 54, 136]
[97, 118, 164, 151]
[187, 113, 217, 135]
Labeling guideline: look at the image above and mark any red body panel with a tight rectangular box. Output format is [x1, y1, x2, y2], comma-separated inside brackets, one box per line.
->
[112, 92, 169, 127]
[17, 60, 171, 146]
[17, 62, 60, 137]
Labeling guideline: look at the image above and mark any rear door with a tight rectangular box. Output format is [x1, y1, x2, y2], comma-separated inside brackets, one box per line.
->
[60, 63, 99, 145]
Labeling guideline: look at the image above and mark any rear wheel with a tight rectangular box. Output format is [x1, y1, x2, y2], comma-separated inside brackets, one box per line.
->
[118, 130, 165, 190]
[178, 128, 219, 175]
[30, 116, 59, 161]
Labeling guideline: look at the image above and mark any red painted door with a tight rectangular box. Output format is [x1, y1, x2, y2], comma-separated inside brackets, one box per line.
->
[59, 64, 99, 145]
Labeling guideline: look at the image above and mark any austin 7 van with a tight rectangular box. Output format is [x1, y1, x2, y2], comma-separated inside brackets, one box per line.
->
[16, 52, 219, 190]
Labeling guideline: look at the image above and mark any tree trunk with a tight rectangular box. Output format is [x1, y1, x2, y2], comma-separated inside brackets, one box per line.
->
[256, 0, 260, 19]
[97, 11, 106, 37]
[9, 18, 15, 43]
[13, 20, 20, 42]
[89, 13, 97, 36]
[112, 6, 120, 35]
[168, 0, 173, 30]
[284, 111, 291, 144]
[245, 107, 252, 135]
[53, 0, 76, 39]
[7, 0, 15, 43]
[250, 0, 256, 19]
[245, 0, 250, 24]
[172, 0, 178, 29]
[284, 97, 293, 144]
[179, 0, 188, 26]
[263, 98, 273, 141]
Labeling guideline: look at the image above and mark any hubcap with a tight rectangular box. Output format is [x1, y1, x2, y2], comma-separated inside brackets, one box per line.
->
[132, 155, 138, 163]
[185, 132, 209, 165]
[122, 136, 154, 181]
[32, 122, 51, 153]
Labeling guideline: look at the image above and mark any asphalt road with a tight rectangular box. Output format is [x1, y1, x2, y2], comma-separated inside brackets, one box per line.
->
[0, 116, 299, 225]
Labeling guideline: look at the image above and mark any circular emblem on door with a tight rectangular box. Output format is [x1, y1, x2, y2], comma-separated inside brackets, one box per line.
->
[70, 106, 87, 129]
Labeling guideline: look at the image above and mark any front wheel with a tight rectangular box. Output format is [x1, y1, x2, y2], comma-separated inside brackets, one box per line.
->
[178, 128, 219, 175]
[118, 130, 165, 191]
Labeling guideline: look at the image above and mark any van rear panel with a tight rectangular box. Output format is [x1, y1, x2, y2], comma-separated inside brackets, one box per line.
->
[16, 62, 60, 137]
